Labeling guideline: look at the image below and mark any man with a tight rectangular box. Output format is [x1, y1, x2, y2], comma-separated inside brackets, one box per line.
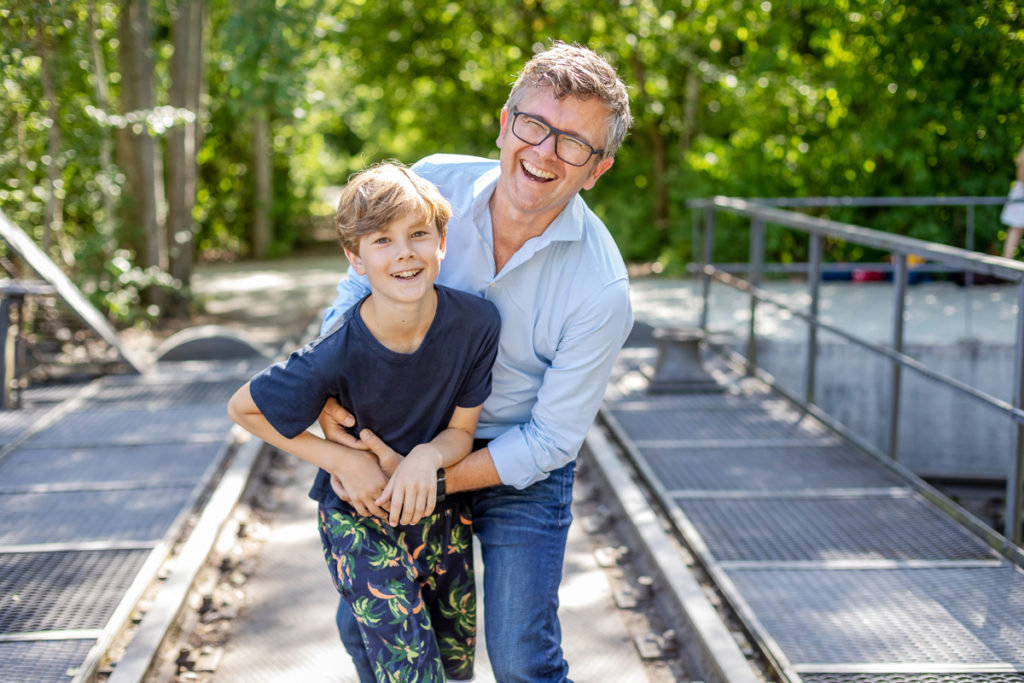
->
[320, 41, 633, 682]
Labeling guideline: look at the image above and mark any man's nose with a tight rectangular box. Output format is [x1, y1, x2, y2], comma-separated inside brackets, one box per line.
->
[537, 132, 559, 156]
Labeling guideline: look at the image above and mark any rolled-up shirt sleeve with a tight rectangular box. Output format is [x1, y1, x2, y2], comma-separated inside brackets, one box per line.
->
[321, 266, 370, 335]
[488, 277, 633, 489]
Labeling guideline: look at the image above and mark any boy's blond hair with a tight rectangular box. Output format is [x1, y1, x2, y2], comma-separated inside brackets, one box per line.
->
[335, 162, 451, 254]
[505, 41, 632, 160]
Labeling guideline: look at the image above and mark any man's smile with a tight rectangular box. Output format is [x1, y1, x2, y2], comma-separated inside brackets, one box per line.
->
[521, 160, 556, 181]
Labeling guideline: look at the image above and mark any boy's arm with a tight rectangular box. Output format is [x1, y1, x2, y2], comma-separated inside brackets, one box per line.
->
[227, 382, 389, 518]
[371, 404, 483, 526]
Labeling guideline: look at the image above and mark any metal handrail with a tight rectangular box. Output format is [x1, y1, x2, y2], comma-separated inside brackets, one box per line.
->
[688, 195, 1017, 208]
[687, 196, 1024, 547]
[688, 194, 1024, 263]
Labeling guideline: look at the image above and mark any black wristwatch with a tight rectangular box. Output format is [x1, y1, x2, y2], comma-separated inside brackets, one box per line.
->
[436, 469, 447, 503]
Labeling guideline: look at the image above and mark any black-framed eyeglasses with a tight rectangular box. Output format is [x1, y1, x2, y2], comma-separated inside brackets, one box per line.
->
[510, 109, 604, 167]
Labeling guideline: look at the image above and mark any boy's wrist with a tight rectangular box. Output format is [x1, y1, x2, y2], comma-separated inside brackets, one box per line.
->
[410, 443, 445, 469]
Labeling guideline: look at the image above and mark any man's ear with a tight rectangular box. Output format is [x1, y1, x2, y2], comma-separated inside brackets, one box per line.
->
[496, 107, 510, 149]
[343, 247, 366, 275]
[582, 156, 614, 191]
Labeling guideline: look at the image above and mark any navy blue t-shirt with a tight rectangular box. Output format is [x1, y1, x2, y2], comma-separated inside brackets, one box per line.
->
[249, 284, 501, 508]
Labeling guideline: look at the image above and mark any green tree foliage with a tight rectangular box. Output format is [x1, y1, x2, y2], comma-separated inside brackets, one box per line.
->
[295, 0, 1024, 265]
[1, 0, 1022, 327]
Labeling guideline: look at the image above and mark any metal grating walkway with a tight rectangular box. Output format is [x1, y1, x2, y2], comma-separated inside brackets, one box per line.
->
[0, 364, 256, 682]
[602, 346, 1024, 682]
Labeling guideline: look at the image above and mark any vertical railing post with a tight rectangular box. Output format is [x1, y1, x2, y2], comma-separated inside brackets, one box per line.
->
[1005, 280, 1024, 545]
[0, 297, 10, 410]
[699, 207, 716, 334]
[965, 203, 976, 252]
[887, 252, 908, 460]
[747, 217, 765, 376]
[691, 206, 702, 270]
[965, 205, 975, 338]
[805, 233, 823, 405]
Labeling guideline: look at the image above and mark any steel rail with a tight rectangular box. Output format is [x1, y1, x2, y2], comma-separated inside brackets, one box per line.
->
[688, 195, 1024, 546]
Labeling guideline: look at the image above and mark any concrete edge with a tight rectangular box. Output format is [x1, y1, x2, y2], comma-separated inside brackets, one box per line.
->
[584, 423, 761, 683]
[102, 431, 266, 683]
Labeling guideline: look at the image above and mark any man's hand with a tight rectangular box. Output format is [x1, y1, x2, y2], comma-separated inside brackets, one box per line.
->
[358, 428, 403, 476]
[377, 443, 442, 526]
[318, 397, 367, 450]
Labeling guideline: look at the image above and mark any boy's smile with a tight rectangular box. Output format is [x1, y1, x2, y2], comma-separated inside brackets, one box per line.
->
[344, 213, 446, 309]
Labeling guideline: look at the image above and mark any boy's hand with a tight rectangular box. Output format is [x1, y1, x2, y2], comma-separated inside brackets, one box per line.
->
[329, 448, 390, 519]
[358, 428, 403, 476]
[318, 398, 368, 450]
[329, 474, 349, 502]
[376, 444, 442, 526]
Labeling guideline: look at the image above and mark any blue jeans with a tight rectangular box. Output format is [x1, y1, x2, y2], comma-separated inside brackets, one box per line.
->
[336, 462, 577, 683]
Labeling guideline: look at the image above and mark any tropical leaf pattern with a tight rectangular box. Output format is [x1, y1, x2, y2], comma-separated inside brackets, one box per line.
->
[318, 501, 476, 681]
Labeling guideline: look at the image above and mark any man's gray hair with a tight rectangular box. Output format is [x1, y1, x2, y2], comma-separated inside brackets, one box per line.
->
[505, 41, 632, 160]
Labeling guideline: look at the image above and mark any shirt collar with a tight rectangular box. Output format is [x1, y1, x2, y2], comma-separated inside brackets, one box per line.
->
[471, 166, 500, 239]
[470, 168, 587, 248]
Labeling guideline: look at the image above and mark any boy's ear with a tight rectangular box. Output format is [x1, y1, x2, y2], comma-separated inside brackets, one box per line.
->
[438, 232, 447, 259]
[343, 247, 366, 275]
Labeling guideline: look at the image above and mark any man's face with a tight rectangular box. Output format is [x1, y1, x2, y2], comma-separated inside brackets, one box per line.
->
[495, 87, 615, 222]
[344, 213, 446, 306]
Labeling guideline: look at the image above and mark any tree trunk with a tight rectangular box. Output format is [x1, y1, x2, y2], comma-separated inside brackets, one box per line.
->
[35, 15, 62, 256]
[252, 108, 273, 258]
[118, 0, 165, 272]
[630, 51, 668, 237]
[680, 68, 700, 154]
[88, 0, 115, 240]
[167, 0, 205, 294]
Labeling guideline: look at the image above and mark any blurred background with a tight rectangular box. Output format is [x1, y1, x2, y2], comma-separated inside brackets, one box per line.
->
[1, 0, 1022, 330]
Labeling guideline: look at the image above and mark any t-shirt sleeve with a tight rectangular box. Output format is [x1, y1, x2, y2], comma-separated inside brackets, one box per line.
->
[456, 303, 501, 408]
[248, 335, 337, 438]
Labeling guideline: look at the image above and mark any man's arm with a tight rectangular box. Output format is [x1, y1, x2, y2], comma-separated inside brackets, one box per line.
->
[356, 429, 502, 494]
[444, 445, 502, 492]
[322, 280, 632, 493]
[228, 382, 389, 518]
[482, 278, 632, 490]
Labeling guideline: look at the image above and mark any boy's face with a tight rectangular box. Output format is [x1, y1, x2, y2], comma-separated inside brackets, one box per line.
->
[344, 213, 446, 305]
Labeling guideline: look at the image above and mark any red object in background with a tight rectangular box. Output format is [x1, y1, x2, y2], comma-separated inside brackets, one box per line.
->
[852, 269, 885, 282]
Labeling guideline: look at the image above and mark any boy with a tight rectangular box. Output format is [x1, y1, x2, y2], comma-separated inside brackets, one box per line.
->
[227, 162, 500, 682]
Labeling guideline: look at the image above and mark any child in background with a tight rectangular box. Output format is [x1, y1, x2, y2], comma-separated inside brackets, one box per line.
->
[1000, 143, 1024, 258]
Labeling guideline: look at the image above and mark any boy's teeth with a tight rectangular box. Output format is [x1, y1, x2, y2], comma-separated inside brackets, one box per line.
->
[522, 161, 555, 179]
[393, 270, 419, 279]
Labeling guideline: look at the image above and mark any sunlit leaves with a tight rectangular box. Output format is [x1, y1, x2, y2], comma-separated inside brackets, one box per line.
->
[3, 0, 1023, 293]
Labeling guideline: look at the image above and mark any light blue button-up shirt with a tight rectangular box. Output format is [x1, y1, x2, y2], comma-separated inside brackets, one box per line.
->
[321, 154, 633, 489]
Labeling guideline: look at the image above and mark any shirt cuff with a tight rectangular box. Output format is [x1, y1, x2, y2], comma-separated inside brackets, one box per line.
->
[487, 426, 549, 490]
